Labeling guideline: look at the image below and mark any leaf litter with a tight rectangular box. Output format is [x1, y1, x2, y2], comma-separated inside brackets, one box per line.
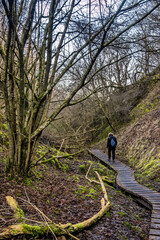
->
[0, 156, 151, 240]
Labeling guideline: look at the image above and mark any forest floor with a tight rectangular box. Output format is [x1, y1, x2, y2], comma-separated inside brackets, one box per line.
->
[0, 153, 151, 240]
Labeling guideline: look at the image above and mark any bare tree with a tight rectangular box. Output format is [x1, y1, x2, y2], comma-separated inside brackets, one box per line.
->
[0, 0, 160, 176]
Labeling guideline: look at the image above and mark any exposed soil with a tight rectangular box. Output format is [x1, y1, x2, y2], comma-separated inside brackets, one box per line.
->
[0, 154, 151, 240]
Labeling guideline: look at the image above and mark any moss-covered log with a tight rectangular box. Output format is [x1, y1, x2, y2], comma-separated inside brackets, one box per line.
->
[0, 201, 110, 239]
[0, 172, 110, 239]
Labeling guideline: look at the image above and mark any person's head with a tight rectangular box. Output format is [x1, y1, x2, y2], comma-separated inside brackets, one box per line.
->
[108, 132, 113, 137]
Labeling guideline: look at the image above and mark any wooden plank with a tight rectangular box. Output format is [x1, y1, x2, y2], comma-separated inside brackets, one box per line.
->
[152, 214, 160, 218]
[151, 219, 160, 224]
[152, 214, 160, 219]
[118, 175, 134, 178]
[147, 193, 160, 196]
[89, 149, 160, 240]
[150, 229, 160, 235]
[152, 210, 160, 213]
[117, 181, 136, 184]
[130, 191, 154, 194]
[117, 179, 135, 182]
[149, 236, 160, 240]
[118, 183, 138, 186]
[151, 223, 160, 229]
[125, 186, 149, 190]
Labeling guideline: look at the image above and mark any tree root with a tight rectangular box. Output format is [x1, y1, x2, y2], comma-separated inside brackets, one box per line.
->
[0, 172, 110, 239]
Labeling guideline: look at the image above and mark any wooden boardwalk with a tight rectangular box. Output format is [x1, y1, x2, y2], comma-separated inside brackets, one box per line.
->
[90, 149, 160, 240]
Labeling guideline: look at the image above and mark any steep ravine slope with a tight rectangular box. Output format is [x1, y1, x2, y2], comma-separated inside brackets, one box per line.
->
[117, 81, 160, 189]
[93, 80, 160, 190]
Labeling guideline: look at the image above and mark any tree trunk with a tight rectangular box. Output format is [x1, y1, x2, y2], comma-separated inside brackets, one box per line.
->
[6, 133, 38, 177]
[1, 0, 159, 178]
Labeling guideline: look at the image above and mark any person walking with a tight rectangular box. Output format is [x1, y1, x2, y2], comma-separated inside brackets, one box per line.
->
[106, 132, 117, 162]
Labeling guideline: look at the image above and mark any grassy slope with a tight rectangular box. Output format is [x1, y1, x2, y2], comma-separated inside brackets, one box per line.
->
[118, 80, 160, 179]
[93, 79, 160, 186]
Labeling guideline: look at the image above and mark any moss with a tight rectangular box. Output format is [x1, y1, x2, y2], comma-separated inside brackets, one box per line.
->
[16, 208, 24, 222]
[116, 211, 127, 217]
[74, 185, 99, 199]
[102, 176, 115, 185]
[96, 126, 112, 142]
[85, 194, 96, 199]
[0, 114, 9, 146]
[143, 157, 155, 170]
[22, 223, 62, 237]
[92, 167, 104, 174]
[16, 192, 22, 197]
[85, 188, 98, 199]
[22, 178, 32, 186]
[10, 229, 20, 235]
[78, 164, 87, 173]
[119, 235, 128, 240]
[62, 164, 69, 172]
[123, 221, 142, 233]
[70, 175, 80, 182]
[133, 214, 141, 221]
[74, 223, 84, 231]
[130, 81, 160, 120]
[105, 211, 111, 218]
[89, 188, 97, 194]
[74, 185, 87, 195]
[22, 224, 48, 236]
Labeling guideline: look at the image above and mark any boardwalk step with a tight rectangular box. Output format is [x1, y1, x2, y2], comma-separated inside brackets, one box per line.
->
[150, 229, 160, 235]
[149, 236, 160, 240]
[89, 149, 160, 240]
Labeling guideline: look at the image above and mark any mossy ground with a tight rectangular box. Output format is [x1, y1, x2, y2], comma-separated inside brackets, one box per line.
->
[0, 153, 150, 240]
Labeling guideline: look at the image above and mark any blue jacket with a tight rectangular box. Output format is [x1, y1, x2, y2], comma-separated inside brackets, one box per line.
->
[107, 136, 117, 148]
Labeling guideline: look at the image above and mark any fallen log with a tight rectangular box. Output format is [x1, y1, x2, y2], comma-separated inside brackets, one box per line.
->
[6, 196, 24, 222]
[0, 172, 110, 239]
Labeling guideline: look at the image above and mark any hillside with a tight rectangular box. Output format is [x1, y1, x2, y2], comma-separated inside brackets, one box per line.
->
[0, 72, 159, 239]
[118, 80, 160, 188]
[0, 81, 155, 239]
[94, 79, 160, 190]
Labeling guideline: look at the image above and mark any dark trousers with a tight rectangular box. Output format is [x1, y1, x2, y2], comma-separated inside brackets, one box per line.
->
[108, 147, 116, 161]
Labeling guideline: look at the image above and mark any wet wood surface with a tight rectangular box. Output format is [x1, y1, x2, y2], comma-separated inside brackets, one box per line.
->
[89, 149, 160, 240]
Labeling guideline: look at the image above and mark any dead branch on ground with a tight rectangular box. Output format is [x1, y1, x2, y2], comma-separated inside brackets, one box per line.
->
[0, 170, 110, 239]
